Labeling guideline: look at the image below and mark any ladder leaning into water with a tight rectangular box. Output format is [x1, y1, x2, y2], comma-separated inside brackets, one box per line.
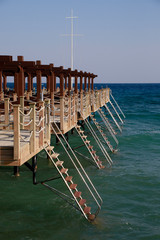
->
[41, 121, 103, 221]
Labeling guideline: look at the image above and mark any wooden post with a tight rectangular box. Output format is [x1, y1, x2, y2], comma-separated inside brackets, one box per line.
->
[36, 70, 41, 101]
[13, 105, 20, 161]
[65, 76, 67, 90]
[80, 91, 83, 116]
[4, 98, 9, 129]
[27, 73, 32, 93]
[30, 103, 36, 153]
[80, 75, 83, 93]
[14, 73, 18, 95]
[45, 98, 50, 144]
[0, 71, 3, 100]
[3, 75, 7, 93]
[20, 96, 24, 130]
[39, 101, 44, 147]
[75, 76, 78, 94]
[68, 96, 71, 128]
[88, 75, 90, 92]
[31, 76, 33, 91]
[60, 96, 64, 131]
[18, 66, 24, 99]
[60, 73, 64, 97]
[68, 74, 71, 96]
[91, 77, 94, 91]
[84, 76, 87, 92]
[50, 72, 54, 116]
[13, 93, 17, 102]
[54, 75, 56, 91]
[47, 75, 50, 92]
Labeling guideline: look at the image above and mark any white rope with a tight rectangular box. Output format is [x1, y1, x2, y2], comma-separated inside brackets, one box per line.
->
[19, 108, 33, 117]
[19, 119, 33, 127]
[20, 131, 33, 142]
[36, 117, 45, 127]
[36, 126, 45, 134]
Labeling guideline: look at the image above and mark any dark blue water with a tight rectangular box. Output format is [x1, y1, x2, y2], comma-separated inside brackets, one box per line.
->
[0, 83, 160, 240]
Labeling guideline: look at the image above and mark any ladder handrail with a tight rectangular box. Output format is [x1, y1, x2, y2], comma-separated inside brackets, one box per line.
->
[109, 100, 124, 124]
[75, 126, 101, 169]
[110, 92, 126, 118]
[84, 118, 113, 165]
[98, 109, 119, 145]
[90, 116, 114, 152]
[105, 104, 122, 133]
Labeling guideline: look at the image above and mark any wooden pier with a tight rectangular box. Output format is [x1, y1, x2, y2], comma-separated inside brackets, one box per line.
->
[0, 55, 125, 221]
[0, 55, 111, 166]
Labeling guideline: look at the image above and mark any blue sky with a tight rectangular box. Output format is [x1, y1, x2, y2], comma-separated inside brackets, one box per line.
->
[0, 0, 160, 83]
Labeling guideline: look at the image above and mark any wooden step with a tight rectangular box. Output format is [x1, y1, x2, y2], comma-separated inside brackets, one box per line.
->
[85, 140, 90, 144]
[91, 150, 96, 154]
[95, 156, 99, 160]
[55, 160, 64, 167]
[79, 130, 84, 134]
[100, 165, 105, 169]
[74, 191, 82, 198]
[97, 161, 102, 165]
[82, 135, 87, 139]
[84, 206, 91, 214]
[65, 176, 73, 182]
[51, 153, 59, 159]
[60, 168, 68, 174]
[70, 184, 77, 190]
[77, 125, 81, 129]
[79, 199, 86, 206]
[46, 146, 54, 151]
[88, 145, 93, 149]
[88, 213, 95, 221]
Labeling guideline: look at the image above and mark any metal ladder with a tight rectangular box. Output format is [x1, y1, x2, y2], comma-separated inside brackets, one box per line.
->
[110, 92, 126, 119]
[90, 114, 114, 152]
[48, 122, 103, 221]
[75, 125, 105, 169]
[104, 104, 122, 133]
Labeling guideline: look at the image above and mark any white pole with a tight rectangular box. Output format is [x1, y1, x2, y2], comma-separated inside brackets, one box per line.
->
[62, 10, 83, 89]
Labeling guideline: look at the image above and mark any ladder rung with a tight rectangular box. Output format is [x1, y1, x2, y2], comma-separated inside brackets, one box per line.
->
[79, 130, 84, 133]
[51, 153, 59, 159]
[70, 184, 77, 190]
[46, 146, 54, 151]
[100, 165, 105, 169]
[77, 125, 81, 129]
[88, 145, 93, 149]
[84, 206, 91, 214]
[79, 199, 86, 206]
[60, 168, 68, 174]
[95, 156, 99, 160]
[55, 160, 64, 167]
[65, 176, 73, 182]
[88, 213, 95, 221]
[97, 161, 102, 165]
[85, 140, 90, 144]
[82, 135, 87, 138]
[91, 150, 96, 154]
[74, 191, 81, 198]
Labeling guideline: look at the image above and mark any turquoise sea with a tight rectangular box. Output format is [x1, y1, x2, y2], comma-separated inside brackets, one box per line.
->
[0, 83, 160, 240]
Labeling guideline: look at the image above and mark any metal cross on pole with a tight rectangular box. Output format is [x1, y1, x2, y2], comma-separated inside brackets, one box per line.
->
[62, 9, 83, 88]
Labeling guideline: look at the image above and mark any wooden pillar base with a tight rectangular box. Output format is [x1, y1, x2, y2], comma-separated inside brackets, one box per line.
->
[32, 155, 37, 185]
[13, 166, 20, 177]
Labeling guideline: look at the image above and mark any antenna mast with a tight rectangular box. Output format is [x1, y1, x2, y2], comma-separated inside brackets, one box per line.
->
[62, 9, 82, 87]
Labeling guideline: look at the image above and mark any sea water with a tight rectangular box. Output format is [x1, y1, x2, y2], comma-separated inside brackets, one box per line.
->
[0, 83, 160, 240]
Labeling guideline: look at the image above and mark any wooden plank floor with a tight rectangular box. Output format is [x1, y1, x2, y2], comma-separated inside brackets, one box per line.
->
[0, 130, 49, 166]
